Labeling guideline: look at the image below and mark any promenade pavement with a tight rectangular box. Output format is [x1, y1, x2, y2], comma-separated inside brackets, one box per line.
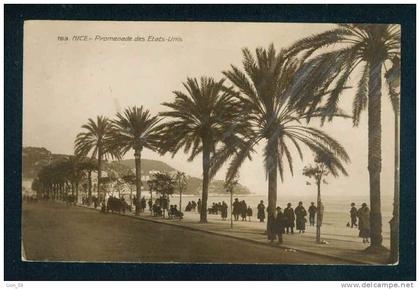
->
[83, 204, 391, 265]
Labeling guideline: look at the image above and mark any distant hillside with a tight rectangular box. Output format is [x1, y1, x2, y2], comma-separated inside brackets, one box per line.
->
[22, 147, 253, 195]
[113, 159, 251, 195]
[114, 159, 176, 175]
[22, 147, 69, 179]
[185, 177, 252, 196]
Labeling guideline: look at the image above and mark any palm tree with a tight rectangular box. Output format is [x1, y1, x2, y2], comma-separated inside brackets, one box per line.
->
[123, 174, 136, 206]
[174, 171, 187, 212]
[110, 106, 160, 215]
[75, 116, 118, 201]
[64, 155, 85, 203]
[303, 151, 348, 243]
[214, 44, 350, 214]
[79, 157, 97, 199]
[286, 24, 400, 250]
[157, 77, 248, 223]
[385, 56, 400, 262]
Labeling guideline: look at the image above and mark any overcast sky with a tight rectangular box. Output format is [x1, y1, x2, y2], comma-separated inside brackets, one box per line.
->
[23, 21, 397, 201]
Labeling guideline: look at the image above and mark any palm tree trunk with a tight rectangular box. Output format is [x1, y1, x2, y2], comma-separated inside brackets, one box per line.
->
[97, 152, 103, 201]
[200, 141, 210, 223]
[134, 149, 142, 215]
[75, 182, 79, 204]
[267, 137, 278, 214]
[179, 189, 182, 212]
[88, 170, 92, 198]
[390, 107, 400, 262]
[368, 59, 384, 249]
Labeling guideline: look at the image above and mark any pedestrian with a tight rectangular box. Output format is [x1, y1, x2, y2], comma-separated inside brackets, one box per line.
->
[284, 203, 295, 234]
[357, 203, 370, 243]
[275, 207, 285, 244]
[133, 196, 139, 214]
[148, 198, 153, 212]
[221, 201, 228, 220]
[233, 198, 240, 221]
[350, 202, 358, 228]
[308, 202, 317, 226]
[246, 205, 253, 221]
[241, 200, 247, 221]
[257, 200, 266, 222]
[218, 202, 222, 215]
[267, 207, 276, 243]
[141, 197, 147, 213]
[294, 201, 307, 233]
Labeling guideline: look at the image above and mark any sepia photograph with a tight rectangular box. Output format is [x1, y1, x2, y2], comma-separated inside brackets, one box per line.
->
[20, 19, 403, 267]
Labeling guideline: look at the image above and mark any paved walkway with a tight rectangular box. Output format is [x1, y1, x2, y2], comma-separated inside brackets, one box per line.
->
[82, 204, 391, 265]
[24, 202, 349, 264]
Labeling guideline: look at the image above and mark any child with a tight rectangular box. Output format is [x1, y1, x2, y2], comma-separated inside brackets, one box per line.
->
[246, 206, 253, 221]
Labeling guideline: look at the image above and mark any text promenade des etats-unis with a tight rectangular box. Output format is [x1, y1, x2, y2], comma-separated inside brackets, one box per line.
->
[58, 35, 183, 43]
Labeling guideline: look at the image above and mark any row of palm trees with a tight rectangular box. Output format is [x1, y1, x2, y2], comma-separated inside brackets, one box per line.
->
[54, 24, 399, 255]
[33, 156, 97, 201]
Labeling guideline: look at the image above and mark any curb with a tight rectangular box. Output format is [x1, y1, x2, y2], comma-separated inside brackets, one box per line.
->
[78, 204, 376, 265]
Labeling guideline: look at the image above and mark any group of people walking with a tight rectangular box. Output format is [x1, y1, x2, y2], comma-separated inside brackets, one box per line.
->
[208, 201, 230, 220]
[258, 200, 319, 233]
[232, 198, 253, 221]
[266, 201, 310, 244]
[185, 200, 198, 212]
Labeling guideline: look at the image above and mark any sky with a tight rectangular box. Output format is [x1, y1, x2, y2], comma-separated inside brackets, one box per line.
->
[23, 21, 397, 202]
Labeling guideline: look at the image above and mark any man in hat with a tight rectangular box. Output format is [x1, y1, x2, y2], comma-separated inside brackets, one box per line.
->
[233, 198, 241, 221]
[308, 202, 317, 226]
[284, 203, 295, 234]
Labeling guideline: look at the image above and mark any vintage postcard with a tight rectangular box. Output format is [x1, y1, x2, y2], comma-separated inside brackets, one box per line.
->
[22, 20, 400, 265]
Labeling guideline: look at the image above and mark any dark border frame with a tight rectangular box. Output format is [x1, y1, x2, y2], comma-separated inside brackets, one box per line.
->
[4, 4, 416, 281]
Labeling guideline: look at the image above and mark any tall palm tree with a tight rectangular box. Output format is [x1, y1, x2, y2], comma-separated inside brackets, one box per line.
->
[75, 116, 118, 201]
[110, 106, 160, 215]
[157, 77, 248, 223]
[214, 44, 350, 214]
[385, 56, 400, 262]
[286, 24, 400, 250]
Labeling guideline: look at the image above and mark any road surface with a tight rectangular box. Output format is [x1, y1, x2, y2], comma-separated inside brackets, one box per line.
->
[22, 201, 349, 264]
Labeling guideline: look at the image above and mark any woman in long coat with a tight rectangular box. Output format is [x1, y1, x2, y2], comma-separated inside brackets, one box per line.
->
[221, 201, 228, 220]
[357, 203, 370, 243]
[257, 200, 266, 222]
[294, 201, 307, 233]
[266, 207, 276, 243]
[240, 200, 247, 221]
